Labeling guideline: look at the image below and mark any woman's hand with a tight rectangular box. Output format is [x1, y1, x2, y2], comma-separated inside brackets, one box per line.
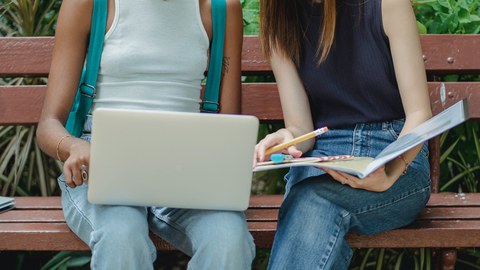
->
[63, 139, 91, 188]
[255, 129, 303, 163]
[322, 166, 396, 192]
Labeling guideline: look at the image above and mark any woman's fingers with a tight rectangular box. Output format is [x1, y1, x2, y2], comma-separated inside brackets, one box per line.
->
[322, 168, 359, 188]
[286, 146, 302, 158]
[71, 165, 83, 186]
[256, 133, 288, 161]
[63, 166, 76, 188]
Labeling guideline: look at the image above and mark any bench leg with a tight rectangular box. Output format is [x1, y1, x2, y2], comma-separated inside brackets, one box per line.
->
[435, 248, 457, 270]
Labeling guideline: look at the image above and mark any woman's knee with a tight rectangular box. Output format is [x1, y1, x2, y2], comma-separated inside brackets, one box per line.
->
[194, 211, 255, 256]
[88, 206, 154, 253]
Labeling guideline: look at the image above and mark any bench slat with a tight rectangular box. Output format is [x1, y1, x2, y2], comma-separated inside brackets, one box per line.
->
[10, 193, 480, 210]
[0, 37, 54, 76]
[418, 207, 480, 220]
[2, 220, 480, 250]
[426, 193, 480, 206]
[2, 82, 479, 125]
[347, 224, 480, 248]
[420, 34, 480, 74]
[3, 207, 480, 224]
[0, 210, 65, 223]
[0, 86, 46, 125]
[0, 209, 280, 223]
[13, 196, 63, 210]
[1, 36, 479, 76]
[0, 222, 89, 251]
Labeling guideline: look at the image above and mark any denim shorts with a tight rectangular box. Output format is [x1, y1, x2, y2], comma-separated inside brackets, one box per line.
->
[285, 119, 430, 195]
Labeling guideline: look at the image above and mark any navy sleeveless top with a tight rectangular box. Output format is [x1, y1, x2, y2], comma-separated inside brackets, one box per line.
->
[298, 0, 405, 128]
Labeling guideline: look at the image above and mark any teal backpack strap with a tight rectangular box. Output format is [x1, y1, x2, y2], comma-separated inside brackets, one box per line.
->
[81, 0, 107, 98]
[65, 0, 107, 136]
[201, 0, 226, 113]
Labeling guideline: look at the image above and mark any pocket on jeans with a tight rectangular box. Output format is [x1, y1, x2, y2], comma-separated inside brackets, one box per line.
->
[419, 141, 429, 158]
[387, 120, 429, 159]
[386, 119, 404, 140]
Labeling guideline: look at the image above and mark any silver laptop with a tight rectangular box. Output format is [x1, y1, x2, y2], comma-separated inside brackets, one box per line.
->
[87, 108, 259, 211]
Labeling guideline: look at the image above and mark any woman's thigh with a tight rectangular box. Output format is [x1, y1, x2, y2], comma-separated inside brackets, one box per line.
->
[148, 207, 254, 256]
[294, 170, 430, 235]
[58, 174, 151, 245]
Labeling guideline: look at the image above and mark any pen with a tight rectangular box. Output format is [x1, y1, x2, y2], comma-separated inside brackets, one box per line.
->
[265, 127, 329, 155]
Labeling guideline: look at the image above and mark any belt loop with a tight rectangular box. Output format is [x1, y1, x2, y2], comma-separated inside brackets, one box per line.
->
[382, 121, 389, 130]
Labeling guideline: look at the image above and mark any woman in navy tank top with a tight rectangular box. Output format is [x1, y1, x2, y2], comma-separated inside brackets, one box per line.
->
[256, 0, 432, 269]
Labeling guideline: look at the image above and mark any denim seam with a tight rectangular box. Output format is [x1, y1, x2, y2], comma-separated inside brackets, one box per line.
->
[60, 179, 96, 232]
[387, 125, 399, 140]
[319, 210, 350, 270]
[353, 185, 430, 215]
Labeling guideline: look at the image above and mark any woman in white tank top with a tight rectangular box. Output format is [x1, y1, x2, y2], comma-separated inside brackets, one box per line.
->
[36, 0, 254, 269]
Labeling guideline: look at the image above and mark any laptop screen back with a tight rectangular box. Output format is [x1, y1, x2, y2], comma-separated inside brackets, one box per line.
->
[87, 108, 259, 211]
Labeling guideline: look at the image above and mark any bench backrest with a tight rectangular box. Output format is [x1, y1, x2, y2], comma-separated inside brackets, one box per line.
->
[1, 35, 479, 192]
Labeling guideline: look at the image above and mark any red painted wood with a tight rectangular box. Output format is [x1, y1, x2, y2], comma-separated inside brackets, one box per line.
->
[427, 193, 480, 206]
[346, 224, 480, 248]
[13, 196, 62, 210]
[1, 35, 479, 76]
[429, 82, 480, 120]
[10, 193, 480, 211]
[0, 82, 478, 125]
[418, 207, 480, 220]
[2, 219, 480, 250]
[421, 34, 480, 74]
[0, 210, 65, 223]
[0, 37, 54, 76]
[0, 86, 46, 125]
[1, 35, 480, 254]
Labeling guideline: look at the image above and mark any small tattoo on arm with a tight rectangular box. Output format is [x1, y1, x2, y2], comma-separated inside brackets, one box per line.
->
[222, 56, 230, 76]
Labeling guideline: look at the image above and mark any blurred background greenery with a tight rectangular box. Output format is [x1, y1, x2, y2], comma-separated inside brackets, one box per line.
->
[0, 0, 479, 269]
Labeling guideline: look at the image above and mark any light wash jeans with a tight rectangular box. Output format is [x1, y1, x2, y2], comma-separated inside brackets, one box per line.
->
[267, 120, 431, 270]
[58, 131, 255, 270]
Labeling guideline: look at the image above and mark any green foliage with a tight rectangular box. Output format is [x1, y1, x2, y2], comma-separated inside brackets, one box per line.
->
[0, 0, 61, 37]
[350, 248, 432, 270]
[0, 1, 62, 197]
[241, 0, 260, 35]
[0, 126, 62, 197]
[40, 251, 91, 270]
[413, 0, 480, 34]
[413, 0, 480, 193]
[440, 122, 480, 192]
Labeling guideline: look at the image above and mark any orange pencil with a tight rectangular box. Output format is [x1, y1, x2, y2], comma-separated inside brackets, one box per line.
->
[265, 127, 329, 155]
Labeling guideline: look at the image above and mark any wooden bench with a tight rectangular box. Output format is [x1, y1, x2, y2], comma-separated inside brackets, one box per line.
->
[1, 35, 480, 269]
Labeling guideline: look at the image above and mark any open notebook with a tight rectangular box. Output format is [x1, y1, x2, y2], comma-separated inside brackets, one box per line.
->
[254, 99, 469, 178]
[88, 108, 259, 211]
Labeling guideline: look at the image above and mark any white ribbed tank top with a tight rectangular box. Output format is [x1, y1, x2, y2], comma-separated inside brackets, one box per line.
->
[93, 0, 210, 113]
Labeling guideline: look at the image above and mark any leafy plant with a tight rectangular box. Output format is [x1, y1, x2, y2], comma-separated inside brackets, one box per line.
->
[40, 251, 91, 270]
[412, 0, 480, 193]
[241, 0, 260, 35]
[0, 0, 62, 197]
[350, 248, 432, 270]
[413, 0, 480, 34]
[0, 0, 60, 37]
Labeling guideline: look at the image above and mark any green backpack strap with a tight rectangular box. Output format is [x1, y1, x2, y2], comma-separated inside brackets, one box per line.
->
[201, 0, 226, 113]
[65, 0, 107, 136]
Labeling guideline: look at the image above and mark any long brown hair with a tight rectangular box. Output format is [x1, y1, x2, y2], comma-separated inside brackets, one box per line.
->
[260, 0, 337, 65]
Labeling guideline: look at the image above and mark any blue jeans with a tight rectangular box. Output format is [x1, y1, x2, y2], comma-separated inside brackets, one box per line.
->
[267, 120, 431, 270]
[58, 132, 255, 270]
